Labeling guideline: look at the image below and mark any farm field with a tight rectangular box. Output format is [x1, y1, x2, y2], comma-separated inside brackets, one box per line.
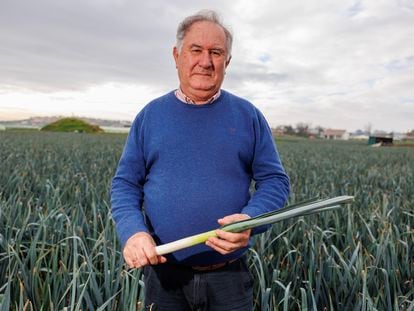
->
[0, 131, 413, 310]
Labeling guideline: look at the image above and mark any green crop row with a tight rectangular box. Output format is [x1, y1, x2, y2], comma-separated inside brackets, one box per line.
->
[0, 131, 413, 310]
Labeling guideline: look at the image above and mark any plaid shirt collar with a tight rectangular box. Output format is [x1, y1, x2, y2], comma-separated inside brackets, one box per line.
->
[175, 88, 221, 105]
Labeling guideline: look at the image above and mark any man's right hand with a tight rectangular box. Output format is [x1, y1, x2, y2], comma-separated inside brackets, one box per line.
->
[123, 232, 167, 269]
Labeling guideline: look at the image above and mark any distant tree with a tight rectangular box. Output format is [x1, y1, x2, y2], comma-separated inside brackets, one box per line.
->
[283, 125, 295, 135]
[315, 126, 325, 136]
[296, 122, 310, 137]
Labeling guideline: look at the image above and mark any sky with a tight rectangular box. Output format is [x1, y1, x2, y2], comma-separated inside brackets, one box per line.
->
[0, 0, 413, 132]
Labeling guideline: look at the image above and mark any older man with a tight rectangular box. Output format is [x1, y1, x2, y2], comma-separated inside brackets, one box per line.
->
[111, 10, 290, 310]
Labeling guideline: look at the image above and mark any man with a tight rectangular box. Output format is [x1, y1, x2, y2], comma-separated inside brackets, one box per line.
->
[111, 10, 290, 310]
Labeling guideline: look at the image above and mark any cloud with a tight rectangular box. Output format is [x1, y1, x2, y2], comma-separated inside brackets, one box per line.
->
[222, 0, 414, 131]
[0, 0, 236, 92]
[0, 0, 181, 91]
[0, 0, 413, 131]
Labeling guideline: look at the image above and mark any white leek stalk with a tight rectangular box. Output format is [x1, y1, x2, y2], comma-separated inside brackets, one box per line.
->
[155, 195, 354, 255]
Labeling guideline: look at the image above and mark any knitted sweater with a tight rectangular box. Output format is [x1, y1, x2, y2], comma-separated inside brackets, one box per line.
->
[111, 90, 290, 265]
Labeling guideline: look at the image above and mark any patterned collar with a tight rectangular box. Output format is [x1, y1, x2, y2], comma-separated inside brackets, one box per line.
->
[175, 88, 221, 105]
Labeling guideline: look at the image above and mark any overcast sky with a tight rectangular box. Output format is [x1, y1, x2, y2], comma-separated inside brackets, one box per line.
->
[0, 0, 413, 132]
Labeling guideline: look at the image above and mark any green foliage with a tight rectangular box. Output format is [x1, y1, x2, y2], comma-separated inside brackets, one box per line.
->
[0, 132, 413, 310]
[250, 139, 414, 310]
[41, 118, 103, 133]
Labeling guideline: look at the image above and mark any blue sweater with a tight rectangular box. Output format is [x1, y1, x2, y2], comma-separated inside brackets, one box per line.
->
[111, 90, 290, 265]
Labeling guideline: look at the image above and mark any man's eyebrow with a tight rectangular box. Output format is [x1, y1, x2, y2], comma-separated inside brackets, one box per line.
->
[210, 47, 225, 53]
[189, 44, 225, 52]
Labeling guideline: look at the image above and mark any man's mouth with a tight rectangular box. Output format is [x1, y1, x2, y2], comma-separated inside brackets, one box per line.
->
[193, 72, 212, 76]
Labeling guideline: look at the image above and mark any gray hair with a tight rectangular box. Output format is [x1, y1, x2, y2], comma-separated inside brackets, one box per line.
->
[176, 10, 233, 60]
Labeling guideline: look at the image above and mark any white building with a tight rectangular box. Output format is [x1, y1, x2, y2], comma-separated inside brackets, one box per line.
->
[322, 129, 349, 140]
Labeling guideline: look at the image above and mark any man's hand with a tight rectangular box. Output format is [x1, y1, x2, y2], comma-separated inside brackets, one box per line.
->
[123, 232, 167, 269]
[206, 214, 251, 255]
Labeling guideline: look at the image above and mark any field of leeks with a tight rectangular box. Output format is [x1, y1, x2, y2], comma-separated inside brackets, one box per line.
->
[0, 131, 413, 310]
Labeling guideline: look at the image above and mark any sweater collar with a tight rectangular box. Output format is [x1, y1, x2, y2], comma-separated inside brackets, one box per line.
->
[175, 88, 221, 105]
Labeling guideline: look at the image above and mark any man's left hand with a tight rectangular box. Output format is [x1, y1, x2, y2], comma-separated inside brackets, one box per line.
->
[206, 213, 251, 255]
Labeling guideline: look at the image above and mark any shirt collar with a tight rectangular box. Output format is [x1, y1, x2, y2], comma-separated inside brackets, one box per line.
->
[175, 88, 221, 105]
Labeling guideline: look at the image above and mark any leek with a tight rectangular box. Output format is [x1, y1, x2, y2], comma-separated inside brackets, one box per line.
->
[155, 195, 354, 255]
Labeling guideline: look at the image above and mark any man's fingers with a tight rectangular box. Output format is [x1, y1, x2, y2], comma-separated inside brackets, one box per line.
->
[124, 248, 146, 268]
[210, 237, 233, 250]
[216, 229, 249, 243]
[209, 212, 252, 255]
[140, 238, 168, 266]
[123, 232, 168, 269]
[206, 239, 231, 255]
[123, 249, 135, 268]
[125, 258, 134, 268]
[142, 246, 160, 265]
[216, 229, 251, 247]
[206, 235, 245, 255]
[218, 213, 250, 226]
[137, 256, 149, 268]
[206, 227, 251, 255]
[128, 254, 166, 269]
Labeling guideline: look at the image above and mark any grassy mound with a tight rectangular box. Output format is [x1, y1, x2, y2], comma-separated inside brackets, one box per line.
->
[41, 118, 103, 133]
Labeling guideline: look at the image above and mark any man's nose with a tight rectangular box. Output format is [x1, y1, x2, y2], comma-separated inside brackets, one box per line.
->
[198, 51, 213, 69]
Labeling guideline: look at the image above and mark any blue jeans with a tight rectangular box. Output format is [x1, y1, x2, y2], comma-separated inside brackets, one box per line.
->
[143, 257, 253, 310]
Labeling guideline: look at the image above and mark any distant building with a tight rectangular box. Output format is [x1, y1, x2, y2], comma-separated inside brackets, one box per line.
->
[307, 128, 321, 137]
[392, 133, 406, 141]
[403, 133, 414, 142]
[271, 127, 285, 136]
[322, 129, 349, 140]
[350, 134, 369, 141]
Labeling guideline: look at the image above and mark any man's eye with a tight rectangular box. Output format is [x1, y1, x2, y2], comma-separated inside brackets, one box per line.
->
[211, 50, 223, 57]
[191, 49, 202, 54]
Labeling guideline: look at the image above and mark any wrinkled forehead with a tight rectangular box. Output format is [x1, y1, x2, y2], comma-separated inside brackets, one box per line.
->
[183, 21, 227, 50]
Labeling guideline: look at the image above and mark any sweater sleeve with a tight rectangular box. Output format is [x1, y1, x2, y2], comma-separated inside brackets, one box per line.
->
[111, 113, 149, 247]
[241, 108, 290, 234]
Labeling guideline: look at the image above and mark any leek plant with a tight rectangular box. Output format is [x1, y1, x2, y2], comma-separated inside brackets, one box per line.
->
[0, 132, 413, 310]
[155, 196, 354, 255]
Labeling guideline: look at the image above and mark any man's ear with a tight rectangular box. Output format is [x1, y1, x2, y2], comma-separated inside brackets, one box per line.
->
[173, 46, 179, 68]
[225, 55, 232, 68]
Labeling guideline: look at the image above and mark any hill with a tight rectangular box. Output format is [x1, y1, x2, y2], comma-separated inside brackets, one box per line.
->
[41, 118, 103, 133]
[0, 115, 131, 128]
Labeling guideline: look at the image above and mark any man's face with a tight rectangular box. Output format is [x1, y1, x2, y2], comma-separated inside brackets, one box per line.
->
[173, 21, 231, 103]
